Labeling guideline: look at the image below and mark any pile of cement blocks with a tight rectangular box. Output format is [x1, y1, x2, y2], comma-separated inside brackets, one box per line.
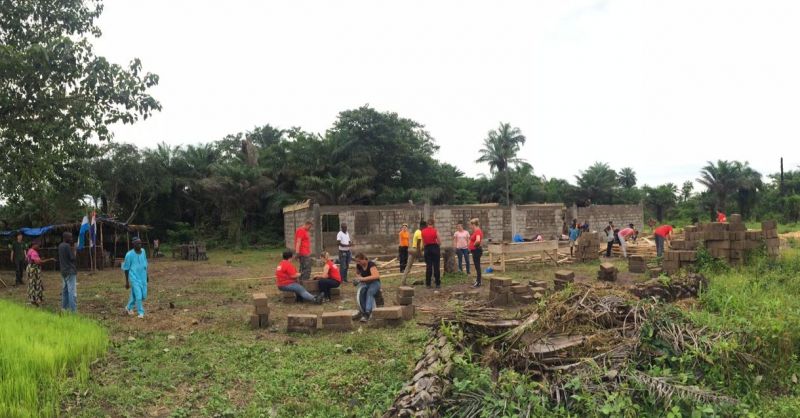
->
[553, 270, 575, 291]
[489, 277, 513, 306]
[628, 255, 647, 273]
[597, 262, 618, 281]
[281, 280, 342, 302]
[528, 279, 549, 300]
[574, 232, 601, 262]
[395, 286, 416, 321]
[249, 293, 270, 329]
[664, 217, 778, 274]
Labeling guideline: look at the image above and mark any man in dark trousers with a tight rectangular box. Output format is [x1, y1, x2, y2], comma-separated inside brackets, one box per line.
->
[10, 232, 27, 285]
[421, 218, 441, 289]
[58, 232, 78, 312]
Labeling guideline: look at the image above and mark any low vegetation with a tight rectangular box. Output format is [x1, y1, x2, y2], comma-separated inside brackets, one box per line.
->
[0, 300, 108, 418]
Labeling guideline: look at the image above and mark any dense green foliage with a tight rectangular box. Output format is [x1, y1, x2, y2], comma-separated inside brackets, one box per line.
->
[0, 300, 108, 417]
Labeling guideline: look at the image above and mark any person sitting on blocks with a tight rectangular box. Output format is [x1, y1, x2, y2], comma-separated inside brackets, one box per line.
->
[276, 250, 321, 304]
[312, 251, 341, 302]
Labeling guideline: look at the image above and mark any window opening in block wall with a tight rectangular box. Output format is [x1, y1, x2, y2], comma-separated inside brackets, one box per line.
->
[321, 214, 340, 232]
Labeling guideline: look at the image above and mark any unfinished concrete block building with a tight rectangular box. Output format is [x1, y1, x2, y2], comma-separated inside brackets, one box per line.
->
[283, 201, 644, 255]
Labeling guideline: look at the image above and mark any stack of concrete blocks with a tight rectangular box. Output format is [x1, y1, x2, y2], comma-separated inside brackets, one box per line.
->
[510, 282, 535, 304]
[452, 290, 481, 300]
[663, 217, 778, 274]
[763, 220, 780, 258]
[489, 277, 513, 306]
[597, 262, 618, 281]
[320, 310, 355, 331]
[574, 232, 601, 262]
[628, 255, 647, 273]
[527, 279, 549, 301]
[396, 286, 416, 320]
[250, 293, 270, 329]
[287, 313, 318, 333]
[553, 270, 575, 291]
[371, 306, 404, 326]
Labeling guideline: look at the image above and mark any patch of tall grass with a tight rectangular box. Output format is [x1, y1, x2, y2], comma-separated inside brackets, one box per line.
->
[0, 300, 108, 417]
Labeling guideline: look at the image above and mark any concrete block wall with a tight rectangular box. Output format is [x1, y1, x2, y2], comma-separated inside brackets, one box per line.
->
[516, 204, 565, 240]
[575, 204, 644, 233]
[284, 206, 314, 253]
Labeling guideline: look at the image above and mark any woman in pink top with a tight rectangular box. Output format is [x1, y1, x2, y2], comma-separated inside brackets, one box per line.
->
[617, 224, 638, 258]
[453, 223, 471, 275]
[26, 242, 54, 306]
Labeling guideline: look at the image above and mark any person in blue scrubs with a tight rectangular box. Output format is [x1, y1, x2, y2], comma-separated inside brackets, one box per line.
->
[123, 237, 148, 318]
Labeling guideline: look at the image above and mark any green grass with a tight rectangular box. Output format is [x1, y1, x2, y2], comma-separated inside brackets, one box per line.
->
[0, 300, 108, 418]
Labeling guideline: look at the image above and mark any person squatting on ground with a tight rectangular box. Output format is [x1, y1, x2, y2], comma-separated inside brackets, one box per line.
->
[26, 242, 54, 306]
[469, 218, 483, 288]
[10, 232, 27, 286]
[276, 250, 321, 303]
[398, 223, 410, 273]
[354, 252, 381, 322]
[294, 219, 313, 280]
[123, 237, 149, 318]
[336, 222, 351, 283]
[401, 221, 425, 286]
[453, 223, 471, 275]
[313, 252, 341, 301]
[654, 224, 674, 257]
[421, 219, 441, 288]
[58, 232, 78, 312]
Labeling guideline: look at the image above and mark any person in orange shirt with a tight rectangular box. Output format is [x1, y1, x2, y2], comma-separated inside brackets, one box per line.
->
[398, 223, 410, 273]
[716, 210, 727, 223]
[276, 250, 320, 303]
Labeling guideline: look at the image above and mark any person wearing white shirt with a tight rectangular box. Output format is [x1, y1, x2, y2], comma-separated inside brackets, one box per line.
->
[336, 223, 352, 283]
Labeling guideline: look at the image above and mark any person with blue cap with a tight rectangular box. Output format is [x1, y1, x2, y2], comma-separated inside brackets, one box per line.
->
[123, 236, 149, 318]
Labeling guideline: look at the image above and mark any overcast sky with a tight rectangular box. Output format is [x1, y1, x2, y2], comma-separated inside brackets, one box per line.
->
[93, 0, 800, 188]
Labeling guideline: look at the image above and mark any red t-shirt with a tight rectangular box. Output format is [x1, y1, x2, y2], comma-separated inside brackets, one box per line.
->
[654, 225, 673, 238]
[326, 260, 342, 283]
[421, 226, 439, 246]
[295, 227, 311, 256]
[717, 213, 727, 222]
[468, 228, 483, 251]
[275, 260, 298, 287]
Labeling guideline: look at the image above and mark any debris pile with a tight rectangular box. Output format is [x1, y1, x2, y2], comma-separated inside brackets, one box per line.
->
[629, 273, 708, 302]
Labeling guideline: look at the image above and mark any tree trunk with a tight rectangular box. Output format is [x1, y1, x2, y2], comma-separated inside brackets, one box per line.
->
[505, 170, 511, 206]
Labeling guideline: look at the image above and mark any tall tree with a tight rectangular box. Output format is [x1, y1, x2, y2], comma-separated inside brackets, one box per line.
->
[617, 167, 637, 189]
[476, 122, 527, 206]
[680, 181, 694, 203]
[735, 162, 762, 219]
[643, 184, 678, 222]
[697, 160, 742, 214]
[0, 0, 160, 200]
[576, 162, 618, 205]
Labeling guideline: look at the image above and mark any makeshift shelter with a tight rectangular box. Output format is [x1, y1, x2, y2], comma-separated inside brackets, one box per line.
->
[1, 216, 151, 271]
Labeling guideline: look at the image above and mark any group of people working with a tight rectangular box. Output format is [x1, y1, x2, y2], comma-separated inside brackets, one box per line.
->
[566, 219, 640, 258]
[8, 231, 150, 318]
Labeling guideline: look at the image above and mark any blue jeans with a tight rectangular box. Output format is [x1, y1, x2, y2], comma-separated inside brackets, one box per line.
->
[357, 281, 381, 315]
[126, 280, 148, 315]
[456, 248, 470, 274]
[279, 283, 315, 302]
[339, 250, 351, 282]
[655, 235, 665, 257]
[61, 273, 77, 312]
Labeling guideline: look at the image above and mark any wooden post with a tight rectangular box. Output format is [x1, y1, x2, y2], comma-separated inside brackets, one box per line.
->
[127, 231, 130, 252]
[99, 221, 104, 269]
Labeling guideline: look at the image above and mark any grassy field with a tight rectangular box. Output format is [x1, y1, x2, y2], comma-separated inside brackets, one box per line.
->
[2, 238, 800, 416]
[0, 300, 108, 417]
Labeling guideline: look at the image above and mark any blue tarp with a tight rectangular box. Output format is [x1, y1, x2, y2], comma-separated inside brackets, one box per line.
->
[1, 225, 58, 237]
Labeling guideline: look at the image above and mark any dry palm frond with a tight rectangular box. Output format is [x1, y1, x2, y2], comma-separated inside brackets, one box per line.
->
[629, 370, 738, 406]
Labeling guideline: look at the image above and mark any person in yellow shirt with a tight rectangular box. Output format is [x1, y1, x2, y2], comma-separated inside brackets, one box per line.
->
[402, 220, 426, 285]
[398, 224, 410, 272]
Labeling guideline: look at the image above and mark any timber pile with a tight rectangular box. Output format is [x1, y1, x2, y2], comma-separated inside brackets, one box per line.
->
[574, 232, 601, 262]
[609, 240, 657, 258]
[663, 217, 778, 274]
[383, 330, 455, 418]
[392, 283, 741, 417]
[629, 273, 708, 302]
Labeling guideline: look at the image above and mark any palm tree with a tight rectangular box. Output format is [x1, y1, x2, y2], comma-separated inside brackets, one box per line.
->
[476, 122, 527, 206]
[617, 167, 637, 188]
[680, 181, 694, 203]
[644, 183, 678, 222]
[697, 160, 741, 214]
[297, 174, 374, 205]
[576, 162, 618, 204]
[735, 162, 762, 219]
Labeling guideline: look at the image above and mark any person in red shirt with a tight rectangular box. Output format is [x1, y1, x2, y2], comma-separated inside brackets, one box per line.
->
[276, 250, 320, 303]
[421, 218, 441, 288]
[653, 225, 674, 257]
[468, 218, 484, 288]
[294, 220, 313, 280]
[716, 210, 727, 223]
[312, 252, 341, 301]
